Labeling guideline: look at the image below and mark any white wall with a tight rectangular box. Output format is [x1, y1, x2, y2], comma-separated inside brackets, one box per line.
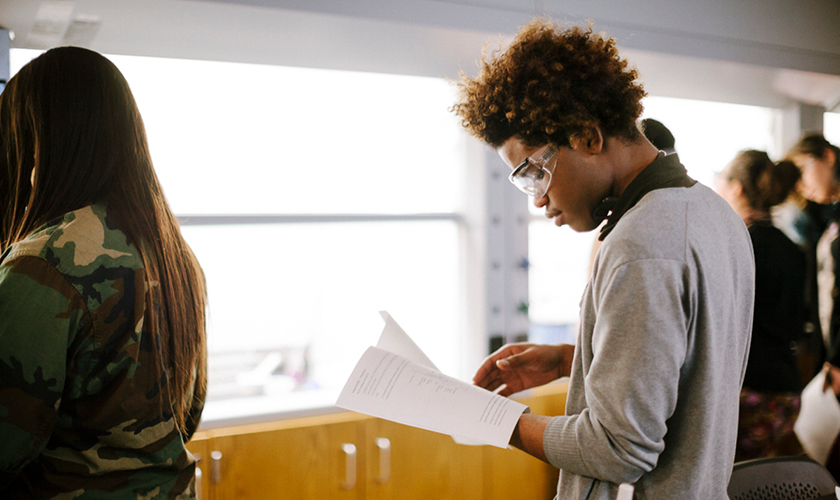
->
[1, 0, 838, 110]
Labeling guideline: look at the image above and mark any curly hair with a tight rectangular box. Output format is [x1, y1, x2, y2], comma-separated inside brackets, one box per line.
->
[452, 18, 647, 149]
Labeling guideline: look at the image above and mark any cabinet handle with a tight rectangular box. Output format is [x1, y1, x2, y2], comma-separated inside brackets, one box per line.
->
[341, 443, 357, 490]
[375, 437, 391, 484]
[210, 450, 223, 485]
[195, 466, 203, 500]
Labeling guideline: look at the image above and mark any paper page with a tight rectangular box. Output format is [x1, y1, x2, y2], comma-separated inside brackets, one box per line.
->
[794, 371, 840, 464]
[375, 311, 438, 370]
[373, 312, 485, 446]
[336, 345, 527, 448]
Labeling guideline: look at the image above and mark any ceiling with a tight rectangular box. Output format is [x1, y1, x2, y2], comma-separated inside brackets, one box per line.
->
[1, 0, 839, 111]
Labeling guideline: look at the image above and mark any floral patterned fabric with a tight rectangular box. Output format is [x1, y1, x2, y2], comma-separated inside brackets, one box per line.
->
[735, 389, 801, 462]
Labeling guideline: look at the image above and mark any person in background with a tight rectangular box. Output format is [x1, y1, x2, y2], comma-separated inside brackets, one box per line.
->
[784, 134, 840, 381]
[640, 118, 676, 155]
[0, 47, 207, 499]
[454, 18, 754, 499]
[715, 150, 806, 461]
[782, 133, 840, 478]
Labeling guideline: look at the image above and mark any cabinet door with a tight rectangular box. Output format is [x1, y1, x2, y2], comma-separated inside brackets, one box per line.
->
[364, 419, 484, 500]
[483, 446, 557, 500]
[483, 383, 567, 500]
[205, 419, 362, 500]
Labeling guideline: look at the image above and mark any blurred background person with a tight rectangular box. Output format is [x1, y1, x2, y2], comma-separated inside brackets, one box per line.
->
[782, 134, 840, 478]
[640, 118, 676, 155]
[784, 134, 840, 380]
[0, 47, 207, 498]
[716, 150, 806, 461]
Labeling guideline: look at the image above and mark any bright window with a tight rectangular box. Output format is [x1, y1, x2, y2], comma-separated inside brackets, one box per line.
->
[181, 221, 461, 401]
[825, 112, 840, 147]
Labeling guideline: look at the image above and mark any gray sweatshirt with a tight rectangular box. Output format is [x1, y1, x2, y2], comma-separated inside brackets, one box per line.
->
[545, 182, 755, 499]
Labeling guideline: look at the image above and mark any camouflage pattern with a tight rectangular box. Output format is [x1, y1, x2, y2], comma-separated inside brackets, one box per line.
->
[0, 203, 202, 499]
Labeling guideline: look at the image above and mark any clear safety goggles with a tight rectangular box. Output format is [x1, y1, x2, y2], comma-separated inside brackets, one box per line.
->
[508, 146, 558, 198]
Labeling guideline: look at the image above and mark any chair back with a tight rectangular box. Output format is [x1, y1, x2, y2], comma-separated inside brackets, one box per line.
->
[728, 455, 837, 500]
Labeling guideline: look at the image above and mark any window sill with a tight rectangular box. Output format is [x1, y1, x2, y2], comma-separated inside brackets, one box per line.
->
[197, 379, 570, 431]
[197, 388, 344, 430]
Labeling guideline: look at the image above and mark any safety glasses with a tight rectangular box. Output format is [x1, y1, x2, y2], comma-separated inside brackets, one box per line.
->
[508, 146, 557, 198]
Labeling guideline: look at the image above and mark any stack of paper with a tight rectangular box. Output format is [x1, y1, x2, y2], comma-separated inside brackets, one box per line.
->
[335, 312, 528, 449]
[794, 371, 840, 464]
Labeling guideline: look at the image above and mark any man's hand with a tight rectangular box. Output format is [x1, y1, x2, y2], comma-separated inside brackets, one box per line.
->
[473, 343, 575, 397]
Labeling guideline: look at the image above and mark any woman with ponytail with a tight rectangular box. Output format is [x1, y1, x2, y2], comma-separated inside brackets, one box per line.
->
[716, 150, 807, 461]
[0, 47, 207, 499]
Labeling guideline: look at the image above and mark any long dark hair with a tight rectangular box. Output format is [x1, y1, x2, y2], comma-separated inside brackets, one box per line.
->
[0, 46, 207, 434]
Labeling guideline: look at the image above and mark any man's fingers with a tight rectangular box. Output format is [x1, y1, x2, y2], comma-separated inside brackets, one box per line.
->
[496, 385, 515, 397]
[484, 378, 505, 393]
[499, 351, 533, 370]
[473, 358, 500, 383]
[474, 366, 502, 389]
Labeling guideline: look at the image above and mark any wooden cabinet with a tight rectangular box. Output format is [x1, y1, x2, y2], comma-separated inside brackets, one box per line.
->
[187, 381, 567, 500]
[482, 381, 567, 500]
[188, 412, 364, 500]
[362, 419, 484, 500]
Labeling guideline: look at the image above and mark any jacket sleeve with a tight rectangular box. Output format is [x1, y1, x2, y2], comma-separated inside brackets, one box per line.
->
[542, 258, 687, 484]
[0, 256, 86, 489]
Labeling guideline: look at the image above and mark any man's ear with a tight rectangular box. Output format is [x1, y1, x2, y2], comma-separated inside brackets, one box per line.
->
[586, 127, 604, 153]
[569, 127, 604, 154]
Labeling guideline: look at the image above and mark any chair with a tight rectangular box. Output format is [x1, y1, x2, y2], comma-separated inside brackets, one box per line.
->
[728, 455, 838, 500]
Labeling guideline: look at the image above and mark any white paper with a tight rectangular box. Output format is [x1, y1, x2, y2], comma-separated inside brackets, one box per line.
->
[375, 311, 438, 370]
[336, 312, 528, 448]
[794, 371, 840, 464]
[375, 312, 486, 446]
[616, 484, 634, 500]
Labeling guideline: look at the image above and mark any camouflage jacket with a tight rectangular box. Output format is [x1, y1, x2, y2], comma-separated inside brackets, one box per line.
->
[0, 203, 202, 499]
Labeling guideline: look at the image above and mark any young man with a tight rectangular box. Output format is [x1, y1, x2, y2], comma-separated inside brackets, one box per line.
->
[453, 19, 755, 499]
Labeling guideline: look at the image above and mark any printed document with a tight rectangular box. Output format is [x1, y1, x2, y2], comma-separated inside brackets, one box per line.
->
[335, 312, 528, 448]
[794, 370, 840, 464]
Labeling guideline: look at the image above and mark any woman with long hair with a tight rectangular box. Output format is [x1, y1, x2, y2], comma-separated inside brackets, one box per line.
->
[716, 150, 806, 461]
[785, 134, 840, 381]
[0, 47, 207, 498]
[784, 134, 840, 478]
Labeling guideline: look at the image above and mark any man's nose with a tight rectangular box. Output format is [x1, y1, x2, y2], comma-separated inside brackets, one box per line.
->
[533, 195, 547, 208]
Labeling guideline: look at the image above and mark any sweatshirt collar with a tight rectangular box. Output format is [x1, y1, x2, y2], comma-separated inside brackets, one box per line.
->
[598, 152, 696, 241]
